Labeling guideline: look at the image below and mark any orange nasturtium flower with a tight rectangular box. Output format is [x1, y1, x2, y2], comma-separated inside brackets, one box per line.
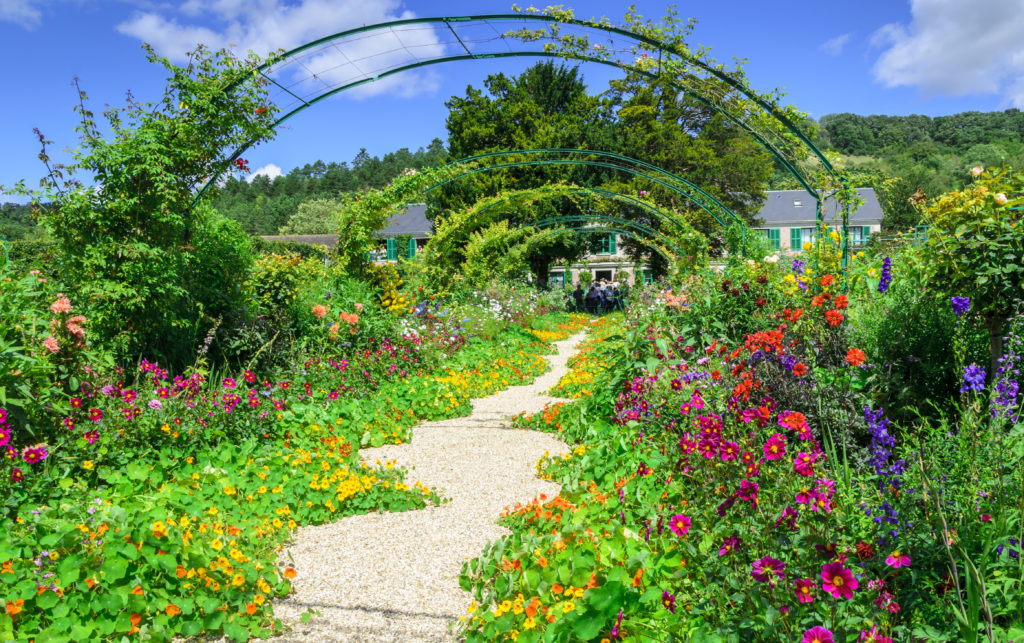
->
[6, 599, 24, 616]
[131, 586, 145, 596]
[245, 603, 258, 615]
[283, 567, 297, 579]
[165, 604, 181, 617]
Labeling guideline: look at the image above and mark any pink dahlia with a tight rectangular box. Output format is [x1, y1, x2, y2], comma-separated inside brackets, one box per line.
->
[821, 562, 858, 599]
[802, 626, 834, 643]
[668, 514, 691, 537]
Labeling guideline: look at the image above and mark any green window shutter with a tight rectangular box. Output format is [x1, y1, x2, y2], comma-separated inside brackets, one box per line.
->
[790, 228, 802, 250]
[407, 237, 416, 259]
[608, 233, 616, 255]
[862, 226, 871, 242]
[767, 228, 780, 251]
[386, 238, 396, 260]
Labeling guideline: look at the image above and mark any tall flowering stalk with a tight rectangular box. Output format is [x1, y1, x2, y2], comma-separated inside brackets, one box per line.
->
[864, 406, 907, 544]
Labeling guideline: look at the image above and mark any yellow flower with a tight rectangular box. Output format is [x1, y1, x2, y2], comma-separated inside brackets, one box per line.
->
[210, 539, 223, 551]
[467, 600, 477, 614]
[231, 573, 245, 587]
[563, 601, 575, 613]
[803, 241, 812, 251]
[83, 461, 93, 470]
[207, 507, 218, 516]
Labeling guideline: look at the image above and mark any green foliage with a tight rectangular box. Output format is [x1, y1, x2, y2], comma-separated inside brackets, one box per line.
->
[277, 197, 342, 234]
[920, 166, 1024, 373]
[4, 44, 279, 367]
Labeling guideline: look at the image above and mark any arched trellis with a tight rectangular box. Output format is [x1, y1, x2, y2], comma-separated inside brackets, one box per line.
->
[198, 10, 855, 266]
[470, 184, 692, 236]
[421, 181, 695, 266]
[421, 159, 734, 230]
[417, 148, 745, 230]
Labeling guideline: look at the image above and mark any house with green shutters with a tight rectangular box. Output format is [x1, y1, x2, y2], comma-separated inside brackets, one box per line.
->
[753, 188, 883, 253]
[374, 203, 432, 262]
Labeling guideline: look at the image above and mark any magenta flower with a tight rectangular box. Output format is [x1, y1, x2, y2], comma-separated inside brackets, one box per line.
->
[668, 514, 691, 537]
[21, 444, 48, 464]
[84, 430, 99, 444]
[793, 451, 817, 476]
[10, 467, 23, 482]
[0, 426, 9, 448]
[719, 534, 742, 556]
[719, 440, 739, 461]
[88, 408, 103, 422]
[763, 433, 787, 460]
[751, 556, 786, 583]
[802, 626, 834, 643]
[775, 505, 798, 530]
[884, 551, 911, 568]
[670, 378, 682, 391]
[690, 390, 705, 410]
[611, 609, 623, 639]
[122, 390, 136, 403]
[793, 578, 816, 603]
[661, 590, 676, 613]
[222, 378, 236, 389]
[147, 399, 163, 410]
[821, 562, 858, 599]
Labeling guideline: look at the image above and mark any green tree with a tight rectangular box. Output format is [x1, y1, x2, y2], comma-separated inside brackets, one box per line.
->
[920, 166, 1024, 377]
[440, 61, 615, 285]
[3, 44, 279, 364]
[278, 197, 341, 234]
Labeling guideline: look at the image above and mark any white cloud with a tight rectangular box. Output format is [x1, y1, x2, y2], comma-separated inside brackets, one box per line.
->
[116, 0, 445, 100]
[872, 0, 1024, 106]
[0, 0, 42, 29]
[247, 163, 282, 182]
[819, 33, 852, 56]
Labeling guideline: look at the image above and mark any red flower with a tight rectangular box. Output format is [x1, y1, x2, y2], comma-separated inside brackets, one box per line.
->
[845, 348, 866, 367]
[792, 363, 808, 377]
[820, 275, 834, 287]
[834, 294, 849, 309]
[825, 310, 843, 326]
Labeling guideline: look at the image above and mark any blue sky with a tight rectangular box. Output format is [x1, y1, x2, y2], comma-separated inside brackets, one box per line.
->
[2, 0, 1023, 199]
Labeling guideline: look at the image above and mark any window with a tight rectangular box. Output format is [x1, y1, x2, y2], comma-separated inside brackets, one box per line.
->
[849, 226, 872, 245]
[549, 272, 565, 287]
[793, 200, 803, 207]
[590, 233, 616, 255]
[761, 228, 781, 251]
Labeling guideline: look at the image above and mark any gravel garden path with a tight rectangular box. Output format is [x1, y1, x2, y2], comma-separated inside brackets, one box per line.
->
[273, 333, 585, 642]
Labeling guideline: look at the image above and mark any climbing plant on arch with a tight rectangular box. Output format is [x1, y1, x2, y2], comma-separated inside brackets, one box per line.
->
[417, 182, 699, 288]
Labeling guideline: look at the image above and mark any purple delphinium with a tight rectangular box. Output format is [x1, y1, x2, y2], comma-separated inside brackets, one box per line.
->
[951, 296, 971, 317]
[877, 256, 893, 294]
[961, 363, 986, 394]
[991, 310, 1022, 421]
[864, 406, 908, 544]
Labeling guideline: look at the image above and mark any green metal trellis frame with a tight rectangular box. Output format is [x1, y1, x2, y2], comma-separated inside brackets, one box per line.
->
[196, 12, 853, 266]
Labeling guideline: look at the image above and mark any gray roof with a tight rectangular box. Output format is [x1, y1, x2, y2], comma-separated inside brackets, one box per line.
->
[261, 234, 337, 247]
[754, 188, 883, 228]
[375, 203, 433, 238]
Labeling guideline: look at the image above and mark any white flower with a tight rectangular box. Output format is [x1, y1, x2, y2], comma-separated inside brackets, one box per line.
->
[764, 254, 780, 264]
[971, 166, 984, 176]
[994, 193, 1008, 206]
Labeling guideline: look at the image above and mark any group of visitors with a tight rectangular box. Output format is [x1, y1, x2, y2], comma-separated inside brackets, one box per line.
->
[569, 279, 627, 314]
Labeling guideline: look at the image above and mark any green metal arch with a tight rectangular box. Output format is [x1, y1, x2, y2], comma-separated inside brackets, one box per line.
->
[423, 160, 732, 229]
[242, 14, 838, 195]
[471, 184, 691, 236]
[422, 148, 743, 229]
